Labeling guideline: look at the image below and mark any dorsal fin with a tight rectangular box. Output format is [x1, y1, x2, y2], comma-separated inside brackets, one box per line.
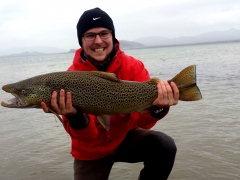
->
[90, 71, 120, 82]
[146, 78, 160, 85]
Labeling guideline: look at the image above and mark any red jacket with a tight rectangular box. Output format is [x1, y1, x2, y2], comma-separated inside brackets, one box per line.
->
[63, 43, 169, 160]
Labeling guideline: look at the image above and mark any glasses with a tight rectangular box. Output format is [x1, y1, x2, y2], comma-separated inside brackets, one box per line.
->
[82, 30, 112, 41]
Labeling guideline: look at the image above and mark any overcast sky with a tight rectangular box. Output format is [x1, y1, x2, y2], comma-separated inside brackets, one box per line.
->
[0, 0, 240, 52]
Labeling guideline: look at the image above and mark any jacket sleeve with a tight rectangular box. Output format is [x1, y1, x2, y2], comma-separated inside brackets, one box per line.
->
[63, 114, 99, 142]
[130, 108, 169, 129]
[67, 49, 84, 71]
[129, 58, 150, 82]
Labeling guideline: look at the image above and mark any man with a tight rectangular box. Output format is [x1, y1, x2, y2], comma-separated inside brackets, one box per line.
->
[41, 7, 179, 180]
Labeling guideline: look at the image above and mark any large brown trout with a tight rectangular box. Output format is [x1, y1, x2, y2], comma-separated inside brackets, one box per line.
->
[1, 65, 202, 130]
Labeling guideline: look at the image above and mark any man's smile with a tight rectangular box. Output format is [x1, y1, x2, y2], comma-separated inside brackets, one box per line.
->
[94, 48, 104, 52]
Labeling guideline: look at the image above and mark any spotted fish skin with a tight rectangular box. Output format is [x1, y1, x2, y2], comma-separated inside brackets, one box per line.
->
[1, 71, 159, 114]
[1, 65, 202, 116]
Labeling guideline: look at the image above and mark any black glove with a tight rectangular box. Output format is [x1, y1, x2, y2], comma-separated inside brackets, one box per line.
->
[150, 107, 169, 119]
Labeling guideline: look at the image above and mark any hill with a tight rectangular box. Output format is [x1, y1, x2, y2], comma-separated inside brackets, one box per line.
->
[1, 28, 239, 57]
[66, 40, 145, 54]
[119, 40, 145, 49]
[0, 46, 66, 57]
[7, 51, 45, 57]
[135, 28, 240, 46]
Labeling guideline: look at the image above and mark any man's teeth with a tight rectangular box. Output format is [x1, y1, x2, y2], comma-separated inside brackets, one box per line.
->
[95, 48, 104, 52]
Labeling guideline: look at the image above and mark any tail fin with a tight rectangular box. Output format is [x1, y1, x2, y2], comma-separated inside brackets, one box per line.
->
[170, 65, 202, 101]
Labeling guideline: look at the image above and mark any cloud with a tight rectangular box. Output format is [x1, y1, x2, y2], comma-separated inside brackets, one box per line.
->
[0, 0, 240, 52]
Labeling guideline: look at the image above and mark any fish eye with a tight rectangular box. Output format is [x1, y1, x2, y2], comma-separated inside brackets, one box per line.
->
[21, 90, 26, 94]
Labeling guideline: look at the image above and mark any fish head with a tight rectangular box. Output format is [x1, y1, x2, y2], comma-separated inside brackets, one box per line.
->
[1, 79, 51, 108]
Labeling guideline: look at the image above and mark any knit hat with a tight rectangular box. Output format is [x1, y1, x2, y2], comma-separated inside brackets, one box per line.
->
[77, 7, 117, 47]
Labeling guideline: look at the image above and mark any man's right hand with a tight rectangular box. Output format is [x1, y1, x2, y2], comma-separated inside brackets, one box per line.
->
[41, 89, 77, 116]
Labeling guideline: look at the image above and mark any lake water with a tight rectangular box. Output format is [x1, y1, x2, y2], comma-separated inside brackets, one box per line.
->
[0, 42, 239, 180]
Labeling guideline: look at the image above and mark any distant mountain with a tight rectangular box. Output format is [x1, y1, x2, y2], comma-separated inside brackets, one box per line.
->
[66, 40, 145, 53]
[1, 28, 239, 57]
[0, 46, 66, 56]
[135, 28, 240, 46]
[119, 40, 145, 49]
[0, 41, 145, 57]
[68, 49, 77, 53]
[7, 51, 45, 57]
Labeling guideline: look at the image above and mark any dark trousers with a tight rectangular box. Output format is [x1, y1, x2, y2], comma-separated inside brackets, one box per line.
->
[74, 128, 177, 180]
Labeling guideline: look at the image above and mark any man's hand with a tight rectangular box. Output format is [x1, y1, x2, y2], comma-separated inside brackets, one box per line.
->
[41, 89, 77, 116]
[153, 81, 179, 108]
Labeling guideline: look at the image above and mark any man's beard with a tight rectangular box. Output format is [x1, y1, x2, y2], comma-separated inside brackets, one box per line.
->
[87, 52, 112, 67]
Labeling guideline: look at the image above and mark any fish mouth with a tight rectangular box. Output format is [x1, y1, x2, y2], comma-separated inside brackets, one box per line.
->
[2, 85, 31, 108]
[1, 94, 30, 108]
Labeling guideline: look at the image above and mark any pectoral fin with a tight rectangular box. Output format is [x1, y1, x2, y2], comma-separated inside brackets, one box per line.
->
[97, 115, 111, 131]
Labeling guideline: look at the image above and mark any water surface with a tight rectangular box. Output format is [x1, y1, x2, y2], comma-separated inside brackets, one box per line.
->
[0, 42, 239, 180]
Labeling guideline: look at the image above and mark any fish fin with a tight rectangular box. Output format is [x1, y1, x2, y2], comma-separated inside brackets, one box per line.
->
[48, 107, 64, 124]
[146, 78, 160, 84]
[179, 86, 202, 101]
[91, 71, 120, 82]
[97, 115, 111, 131]
[170, 65, 202, 101]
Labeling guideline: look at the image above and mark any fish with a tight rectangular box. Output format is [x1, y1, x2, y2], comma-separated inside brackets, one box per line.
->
[1, 64, 202, 130]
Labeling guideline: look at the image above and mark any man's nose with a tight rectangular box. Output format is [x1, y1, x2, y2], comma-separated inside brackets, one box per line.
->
[94, 34, 103, 43]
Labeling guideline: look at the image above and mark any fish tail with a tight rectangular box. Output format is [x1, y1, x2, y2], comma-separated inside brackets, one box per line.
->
[170, 65, 202, 101]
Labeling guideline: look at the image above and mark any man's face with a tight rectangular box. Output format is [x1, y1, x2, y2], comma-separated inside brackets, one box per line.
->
[82, 27, 113, 63]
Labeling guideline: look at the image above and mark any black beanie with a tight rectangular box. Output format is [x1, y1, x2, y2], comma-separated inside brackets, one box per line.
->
[77, 7, 116, 47]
